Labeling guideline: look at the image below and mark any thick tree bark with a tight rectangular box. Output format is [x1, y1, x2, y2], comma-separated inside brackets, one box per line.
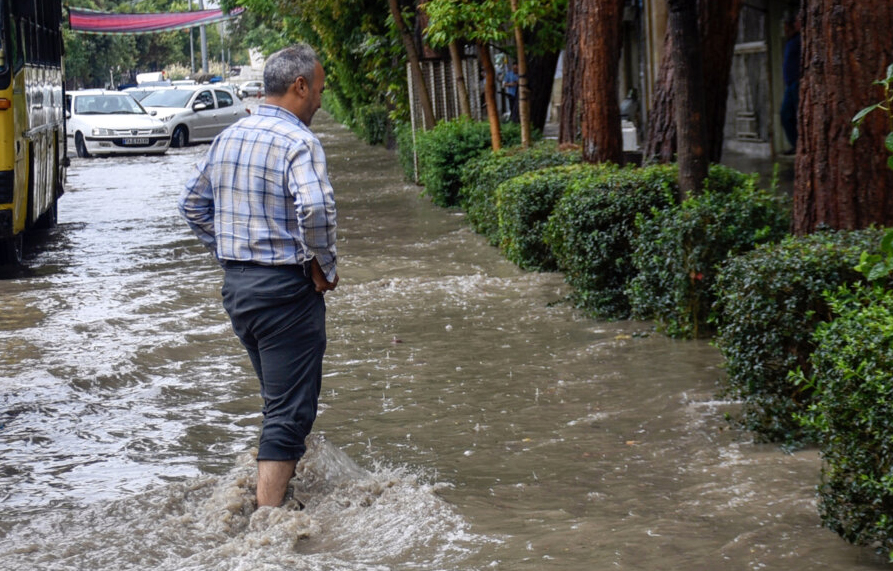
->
[793, 0, 893, 233]
[667, 0, 708, 198]
[580, 0, 624, 164]
[448, 41, 472, 118]
[478, 42, 503, 151]
[510, 0, 532, 148]
[389, 0, 436, 130]
[644, 0, 742, 164]
[559, 0, 582, 145]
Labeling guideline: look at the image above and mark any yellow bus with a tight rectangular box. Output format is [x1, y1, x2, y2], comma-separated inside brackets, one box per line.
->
[0, 0, 66, 264]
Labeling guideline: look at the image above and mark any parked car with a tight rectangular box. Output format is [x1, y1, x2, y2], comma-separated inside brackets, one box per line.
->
[122, 85, 169, 102]
[65, 90, 171, 158]
[140, 85, 250, 148]
[238, 80, 264, 98]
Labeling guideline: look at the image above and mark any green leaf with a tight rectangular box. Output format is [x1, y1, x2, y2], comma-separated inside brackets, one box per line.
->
[880, 230, 893, 254]
[886, 132, 893, 153]
[850, 126, 861, 144]
[867, 262, 889, 282]
[852, 103, 880, 124]
[888, 155, 893, 171]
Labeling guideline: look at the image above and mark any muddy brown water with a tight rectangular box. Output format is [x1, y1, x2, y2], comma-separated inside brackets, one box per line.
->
[0, 111, 887, 570]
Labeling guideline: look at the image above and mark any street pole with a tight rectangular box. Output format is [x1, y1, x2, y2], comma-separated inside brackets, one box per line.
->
[188, 0, 195, 75]
[198, 0, 208, 74]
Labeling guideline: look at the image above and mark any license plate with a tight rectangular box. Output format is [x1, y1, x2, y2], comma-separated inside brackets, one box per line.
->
[123, 138, 149, 145]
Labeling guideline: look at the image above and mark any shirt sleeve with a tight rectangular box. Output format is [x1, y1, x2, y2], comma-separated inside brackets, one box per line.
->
[178, 155, 219, 259]
[287, 140, 338, 281]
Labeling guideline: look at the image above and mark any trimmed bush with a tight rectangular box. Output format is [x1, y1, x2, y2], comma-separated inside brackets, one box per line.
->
[415, 119, 522, 207]
[629, 165, 791, 338]
[497, 163, 609, 271]
[713, 229, 885, 443]
[795, 284, 893, 559]
[395, 121, 418, 182]
[355, 103, 391, 146]
[544, 164, 678, 318]
[460, 142, 581, 245]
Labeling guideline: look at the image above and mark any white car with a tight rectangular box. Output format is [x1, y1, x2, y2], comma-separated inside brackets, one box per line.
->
[66, 90, 171, 158]
[140, 85, 250, 148]
[238, 81, 264, 98]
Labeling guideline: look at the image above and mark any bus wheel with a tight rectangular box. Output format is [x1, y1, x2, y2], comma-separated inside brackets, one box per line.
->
[34, 199, 57, 230]
[0, 234, 23, 266]
[171, 126, 188, 148]
[75, 133, 91, 158]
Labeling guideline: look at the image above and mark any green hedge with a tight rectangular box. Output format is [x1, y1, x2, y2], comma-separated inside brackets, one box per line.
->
[415, 119, 522, 207]
[460, 142, 581, 245]
[544, 164, 678, 318]
[629, 166, 791, 338]
[497, 164, 608, 271]
[355, 103, 391, 146]
[795, 284, 893, 558]
[713, 229, 885, 443]
[395, 121, 417, 182]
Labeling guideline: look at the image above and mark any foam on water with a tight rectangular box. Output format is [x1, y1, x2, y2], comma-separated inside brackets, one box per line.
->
[0, 435, 493, 570]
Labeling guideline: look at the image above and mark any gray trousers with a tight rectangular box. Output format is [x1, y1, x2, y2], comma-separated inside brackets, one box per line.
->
[221, 261, 326, 462]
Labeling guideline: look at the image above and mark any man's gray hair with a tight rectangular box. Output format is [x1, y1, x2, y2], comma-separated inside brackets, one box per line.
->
[264, 44, 320, 97]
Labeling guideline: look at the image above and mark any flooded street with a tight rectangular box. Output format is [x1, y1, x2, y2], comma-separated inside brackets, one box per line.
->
[0, 111, 888, 570]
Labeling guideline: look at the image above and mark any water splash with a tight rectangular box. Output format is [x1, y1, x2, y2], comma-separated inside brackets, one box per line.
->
[0, 435, 493, 570]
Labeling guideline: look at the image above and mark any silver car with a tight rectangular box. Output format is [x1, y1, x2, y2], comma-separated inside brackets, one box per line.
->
[140, 85, 250, 148]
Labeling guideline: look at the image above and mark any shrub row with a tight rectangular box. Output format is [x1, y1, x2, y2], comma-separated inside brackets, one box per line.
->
[629, 171, 791, 338]
[460, 142, 581, 245]
[415, 118, 522, 207]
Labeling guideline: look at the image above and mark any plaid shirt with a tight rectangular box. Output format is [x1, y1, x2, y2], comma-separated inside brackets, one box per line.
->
[179, 104, 337, 281]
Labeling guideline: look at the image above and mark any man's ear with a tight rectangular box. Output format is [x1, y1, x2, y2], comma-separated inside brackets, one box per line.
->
[294, 76, 307, 95]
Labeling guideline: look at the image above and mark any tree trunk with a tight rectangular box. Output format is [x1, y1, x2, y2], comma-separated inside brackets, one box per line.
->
[793, 0, 893, 233]
[667, 0, 708, 198]
[580, 0, 624, 164]
[644, 0, 743, 164]
[559, 0, 582, 145]
[478, 42, 503, 151]
[389, 0, 436, 130]
[510, 0, 532, 148]
[699, 0, 742, 163]
[448, 41, 472, 118]
[525, 51, 560, 133]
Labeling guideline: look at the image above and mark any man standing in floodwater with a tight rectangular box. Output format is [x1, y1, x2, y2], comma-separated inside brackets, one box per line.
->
[178, 44, 338, 507]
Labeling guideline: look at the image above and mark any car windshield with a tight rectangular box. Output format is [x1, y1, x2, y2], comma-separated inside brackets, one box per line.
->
[125, 89, 154, 102]
[74, 94, 147, 115]
[140, 89, 194, 108]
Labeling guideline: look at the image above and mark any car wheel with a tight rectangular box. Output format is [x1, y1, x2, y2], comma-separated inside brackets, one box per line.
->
[75, 133, 90, 158]
[171, 126, 188, 148]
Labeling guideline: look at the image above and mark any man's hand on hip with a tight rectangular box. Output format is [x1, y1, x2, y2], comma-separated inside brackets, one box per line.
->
[310, 258, 338, 292]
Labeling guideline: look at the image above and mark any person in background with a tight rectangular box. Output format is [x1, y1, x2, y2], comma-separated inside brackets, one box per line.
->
[179, 43, 338, 508]
[780, 12, 801, 154]
[502, 63, 519, 123]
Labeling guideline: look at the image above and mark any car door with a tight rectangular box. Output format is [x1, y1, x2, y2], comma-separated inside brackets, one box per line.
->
[190, 89, 217, 141]
[213, 89, 246, 136]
